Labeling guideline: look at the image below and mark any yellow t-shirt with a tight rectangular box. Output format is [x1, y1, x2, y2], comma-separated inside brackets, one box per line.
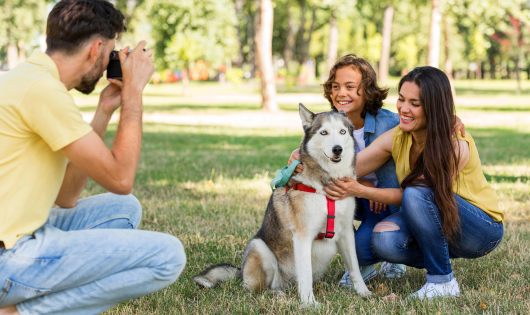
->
[0, 50, 93, 249]
[392, 127, 504, 223]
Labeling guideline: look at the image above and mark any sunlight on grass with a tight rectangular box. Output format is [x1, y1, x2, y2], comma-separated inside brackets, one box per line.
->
[88, 118, 530, 314]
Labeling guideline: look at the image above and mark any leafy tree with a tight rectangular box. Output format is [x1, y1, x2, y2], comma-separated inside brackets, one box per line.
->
[145, 0, 238, 96]
[0, 0, 46, 69]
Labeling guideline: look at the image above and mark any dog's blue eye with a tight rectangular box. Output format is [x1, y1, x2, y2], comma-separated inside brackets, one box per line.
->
[340, 129, 346, 135]
[320, 131, 328, 135]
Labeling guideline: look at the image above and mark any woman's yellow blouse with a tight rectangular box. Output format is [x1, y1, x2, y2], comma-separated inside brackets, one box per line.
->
[392, 127, 504, 223]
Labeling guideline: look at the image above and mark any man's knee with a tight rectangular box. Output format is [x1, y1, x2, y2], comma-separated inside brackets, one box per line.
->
[99, 193, 142, 229]
[154, 234, 187, 284]
[121, 194, 142, 228]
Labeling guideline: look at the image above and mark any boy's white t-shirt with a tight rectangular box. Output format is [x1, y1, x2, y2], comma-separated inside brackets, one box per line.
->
[353, 127, 379, 187]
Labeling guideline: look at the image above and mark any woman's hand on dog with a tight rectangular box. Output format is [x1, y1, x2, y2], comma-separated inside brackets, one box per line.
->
[288, 149, 304, 173]
[324, 178, 387, 213]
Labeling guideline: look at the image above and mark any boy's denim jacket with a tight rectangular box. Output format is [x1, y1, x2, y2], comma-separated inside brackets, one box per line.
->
[363, 108, 401, 214]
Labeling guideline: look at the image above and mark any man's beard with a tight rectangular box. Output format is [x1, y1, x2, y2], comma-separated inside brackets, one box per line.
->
[75, 54, 105, 95]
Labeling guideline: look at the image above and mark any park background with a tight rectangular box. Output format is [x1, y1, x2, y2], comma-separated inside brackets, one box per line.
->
[1, 0, 530, 313]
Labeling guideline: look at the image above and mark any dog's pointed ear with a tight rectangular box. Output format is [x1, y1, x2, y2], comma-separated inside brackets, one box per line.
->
[338, 110, 348, 118]
[299, 103, 315, 130]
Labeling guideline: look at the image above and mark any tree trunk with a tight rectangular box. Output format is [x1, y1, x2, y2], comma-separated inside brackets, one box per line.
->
[283, 0, 297, 71]
[326, 10, 339, 74]
[444, 18, 456, 98]
[255, 0, 279, 112]
[233, 0, 245, 67]
[182, 66, 190, 98]
[297, 0, 307, 64]
[18, 40, 25, 64]
[299, 6, 317, 65]
[428, 0, 441, 68]
[7, 43, 18, 70]
[515, 47, 521, 95]
[379, 5, 394, 85]
[476, 60, 482, 80]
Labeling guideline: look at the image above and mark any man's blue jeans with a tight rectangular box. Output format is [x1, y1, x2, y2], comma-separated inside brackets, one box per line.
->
[370, 187, 504, 283]
[0, 193, 186, 314]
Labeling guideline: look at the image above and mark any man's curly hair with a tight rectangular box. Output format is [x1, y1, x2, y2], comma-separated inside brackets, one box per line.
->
[323, 54, 389, 118]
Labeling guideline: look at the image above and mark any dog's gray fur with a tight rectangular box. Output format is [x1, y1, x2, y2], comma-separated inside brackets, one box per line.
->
[193, 103, 371, 306]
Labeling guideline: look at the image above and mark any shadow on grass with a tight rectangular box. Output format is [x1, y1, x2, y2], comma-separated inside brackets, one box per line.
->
[100, 124, 530, 186]
[103, 124, 303, 184]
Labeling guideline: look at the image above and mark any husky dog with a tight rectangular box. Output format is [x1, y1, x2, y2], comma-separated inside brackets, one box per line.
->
[193, 103, 372, 306]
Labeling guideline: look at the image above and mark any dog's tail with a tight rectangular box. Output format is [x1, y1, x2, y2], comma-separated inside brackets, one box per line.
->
[193, 263, 240, 288]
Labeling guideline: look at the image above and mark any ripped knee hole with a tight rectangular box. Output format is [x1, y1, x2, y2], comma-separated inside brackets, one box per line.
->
[373, 222, 400, 232]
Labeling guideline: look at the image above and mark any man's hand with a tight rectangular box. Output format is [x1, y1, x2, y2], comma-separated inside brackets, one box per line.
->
[98, 79, 123, 115]
[118, 41, 154, 93]
[288, 148, 304, 173]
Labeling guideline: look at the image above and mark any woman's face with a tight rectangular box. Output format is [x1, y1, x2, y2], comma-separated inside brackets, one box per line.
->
[397, 81, 427, 133]
[331, 67, 366, 117]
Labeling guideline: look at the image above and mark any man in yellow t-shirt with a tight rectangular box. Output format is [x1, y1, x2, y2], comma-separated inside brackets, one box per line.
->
[0, 1, 185, 314]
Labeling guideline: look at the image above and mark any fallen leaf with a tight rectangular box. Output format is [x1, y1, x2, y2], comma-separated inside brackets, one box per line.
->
[480, 301, 487, 310]
[511, 274, 521, 280]
[382, 293, 398, 301]
[377, 284, 388, 295]
[516, 294, 523, 299]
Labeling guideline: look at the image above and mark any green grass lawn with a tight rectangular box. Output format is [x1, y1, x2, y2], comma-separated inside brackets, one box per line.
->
[82, 122, 529, 314]
[70, 80, 530, 314]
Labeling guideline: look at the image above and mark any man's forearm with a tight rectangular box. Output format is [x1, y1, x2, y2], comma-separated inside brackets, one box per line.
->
[109, 87, 143, 189]
[54, 108, 114, 208]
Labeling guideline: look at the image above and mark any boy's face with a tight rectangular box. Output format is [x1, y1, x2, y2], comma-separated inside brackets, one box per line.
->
[331, 67, 366, 118]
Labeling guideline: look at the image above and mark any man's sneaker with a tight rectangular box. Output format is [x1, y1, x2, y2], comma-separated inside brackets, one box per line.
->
[408, 278, 460, 300]
[339, 264, 377, 288]
[379, 262, 406, 279]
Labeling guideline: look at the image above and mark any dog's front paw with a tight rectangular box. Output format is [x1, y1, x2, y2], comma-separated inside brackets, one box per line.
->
[356, 288, 373, 297]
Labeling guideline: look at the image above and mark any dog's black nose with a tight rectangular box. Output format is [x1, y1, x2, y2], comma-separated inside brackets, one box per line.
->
[332, 145, 343, 156]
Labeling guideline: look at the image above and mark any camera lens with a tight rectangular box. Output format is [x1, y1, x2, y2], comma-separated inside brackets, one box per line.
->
[110, 51, 117, 59]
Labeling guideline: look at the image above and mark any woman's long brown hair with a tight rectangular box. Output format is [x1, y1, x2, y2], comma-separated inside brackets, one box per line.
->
[399, 67, 461, 244]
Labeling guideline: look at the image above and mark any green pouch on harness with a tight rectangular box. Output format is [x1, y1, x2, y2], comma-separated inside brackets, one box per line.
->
[270, 159, 301, 191]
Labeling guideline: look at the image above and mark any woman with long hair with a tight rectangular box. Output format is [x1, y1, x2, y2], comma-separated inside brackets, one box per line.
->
[323, 66, 504, 299]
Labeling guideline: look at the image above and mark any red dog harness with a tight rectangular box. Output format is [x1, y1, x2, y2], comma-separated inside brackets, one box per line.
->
[286, 183, 335, 240]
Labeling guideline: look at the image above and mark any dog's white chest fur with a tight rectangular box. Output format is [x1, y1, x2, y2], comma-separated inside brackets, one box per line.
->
[282, 193, 356, 281]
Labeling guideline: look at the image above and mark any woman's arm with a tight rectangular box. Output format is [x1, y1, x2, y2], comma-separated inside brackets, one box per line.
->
[355, 127, 395, 178]
[324, 177, 403, 206]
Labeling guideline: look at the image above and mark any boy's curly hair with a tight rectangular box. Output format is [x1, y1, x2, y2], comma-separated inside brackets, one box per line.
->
[323, 54, 389, 118]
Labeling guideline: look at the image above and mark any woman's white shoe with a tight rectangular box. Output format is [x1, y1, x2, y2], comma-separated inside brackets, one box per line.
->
[408, 278, 460, 300]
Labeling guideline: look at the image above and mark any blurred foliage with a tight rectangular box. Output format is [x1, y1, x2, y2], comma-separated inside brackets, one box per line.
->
[2, 0, 530, 81]
[0, 0, 46, 67]
[144, 0, 238, 71]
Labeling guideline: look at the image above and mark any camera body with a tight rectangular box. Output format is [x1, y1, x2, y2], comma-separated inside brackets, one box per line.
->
[106, 50, 124, 79]
[106, 49, 147, 79]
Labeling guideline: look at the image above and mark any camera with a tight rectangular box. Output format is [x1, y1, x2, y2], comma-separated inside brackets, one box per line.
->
[107, 49, 146, 79]
[106, 50, 125, 79]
